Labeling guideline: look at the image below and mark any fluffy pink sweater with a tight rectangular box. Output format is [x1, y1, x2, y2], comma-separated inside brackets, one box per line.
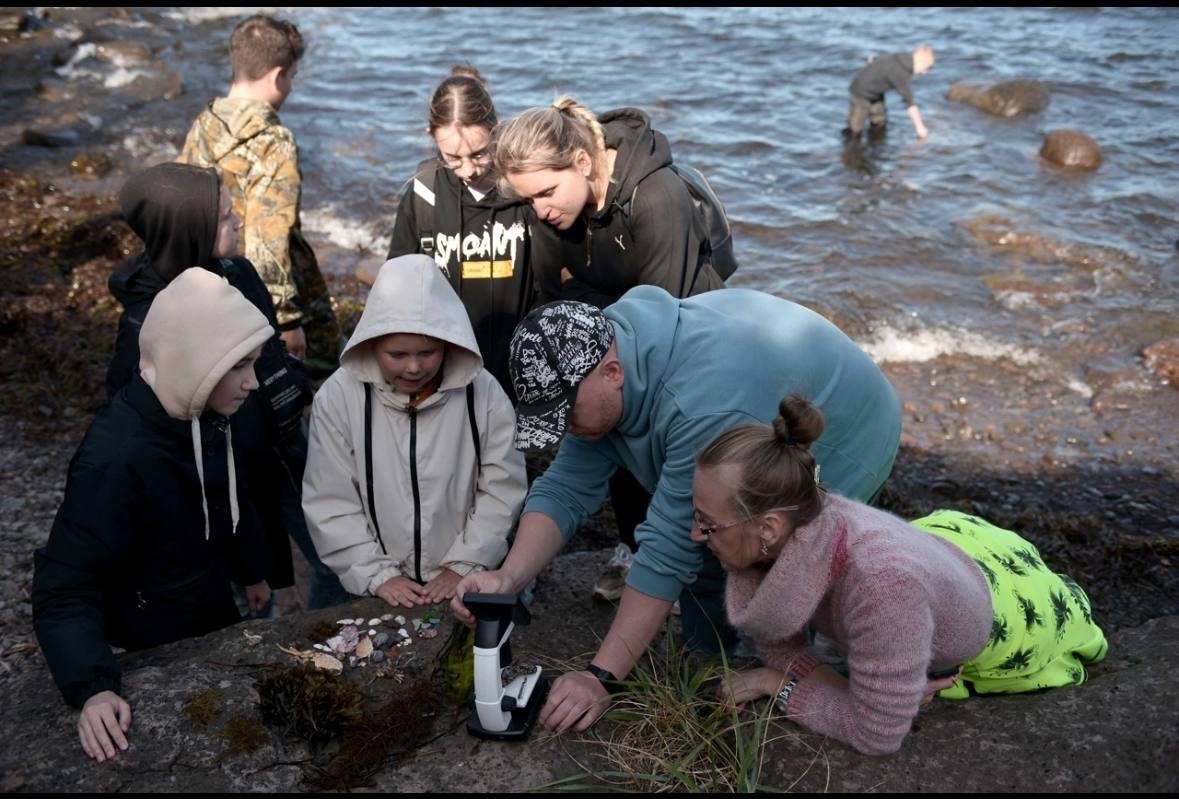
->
[725, 494, 992, 755]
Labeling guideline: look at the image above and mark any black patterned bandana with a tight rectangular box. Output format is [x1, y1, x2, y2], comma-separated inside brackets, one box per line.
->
[509, 301, 615, 452]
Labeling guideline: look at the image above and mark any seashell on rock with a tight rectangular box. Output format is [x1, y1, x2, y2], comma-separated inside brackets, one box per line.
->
[312, 652, 343, 673]
[356, 637, 374, 658]
[381, 613, 394, 622]
[336, 618, 354, 626]
[418, 628, 438, 639]
[367, 618, 382, 627]
[394, 615, 406, 625]
[397, 627, 410, 638]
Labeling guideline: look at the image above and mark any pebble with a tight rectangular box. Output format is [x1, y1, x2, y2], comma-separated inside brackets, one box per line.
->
[373, 633, 389, 648]
[367, 618, 382, 627]
[371, 650, 386, 664]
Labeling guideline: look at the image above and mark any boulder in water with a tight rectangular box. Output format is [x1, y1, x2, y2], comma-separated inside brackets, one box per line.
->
[1040, 128, 1103, 170]
[1143, 339, 1179, 386]
[946, 79, 1050, 117]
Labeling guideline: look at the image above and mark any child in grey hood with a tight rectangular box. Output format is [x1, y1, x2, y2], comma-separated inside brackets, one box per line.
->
[303, 254, 527, 607]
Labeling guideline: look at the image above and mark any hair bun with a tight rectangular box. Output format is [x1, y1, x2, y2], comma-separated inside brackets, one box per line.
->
[776, 394, 824, 450]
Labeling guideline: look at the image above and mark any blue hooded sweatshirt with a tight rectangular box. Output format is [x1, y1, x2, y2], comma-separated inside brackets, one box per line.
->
[522, 285, 902, 602]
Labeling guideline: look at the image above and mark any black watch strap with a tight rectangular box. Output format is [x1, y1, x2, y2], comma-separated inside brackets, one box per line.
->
[584, 664, 624, 695]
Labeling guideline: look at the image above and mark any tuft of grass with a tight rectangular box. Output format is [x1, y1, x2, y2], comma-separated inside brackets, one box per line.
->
[539, 628, 798, 793]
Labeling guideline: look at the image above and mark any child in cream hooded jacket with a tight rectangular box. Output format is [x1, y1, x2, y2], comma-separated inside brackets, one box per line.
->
[303, 254, 527, 607]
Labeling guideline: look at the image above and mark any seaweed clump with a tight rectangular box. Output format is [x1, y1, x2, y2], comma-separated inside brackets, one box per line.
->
[220, 715, 270, 757]
[182, 687, 225, 729]
[306, 675, 442, 792]
[255, 663, 366, 746]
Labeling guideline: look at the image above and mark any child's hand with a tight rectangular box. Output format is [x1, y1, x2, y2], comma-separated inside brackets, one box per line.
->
[244, 580, 271, 616]
[422, 568, 462, 604]
[375, 575, 428, 608]
[78, 690, 132, 762]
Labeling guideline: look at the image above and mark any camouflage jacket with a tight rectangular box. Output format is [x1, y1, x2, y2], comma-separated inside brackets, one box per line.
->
[178, 97, 306, 328]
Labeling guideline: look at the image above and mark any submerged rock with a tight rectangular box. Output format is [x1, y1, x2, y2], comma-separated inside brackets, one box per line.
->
[1143, 339, 1179, 386]
[946, 79, 1050, 117]
[20, 128, 79, 147]
[1040, 128, 1103, 170]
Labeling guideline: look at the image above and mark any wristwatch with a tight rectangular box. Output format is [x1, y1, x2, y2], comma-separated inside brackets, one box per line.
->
[584, 664, 624, 695]
[776, 678, 799, 712]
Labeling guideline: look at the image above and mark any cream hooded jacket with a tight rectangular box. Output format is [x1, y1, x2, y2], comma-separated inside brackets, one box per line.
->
[303, 254, 526, 595]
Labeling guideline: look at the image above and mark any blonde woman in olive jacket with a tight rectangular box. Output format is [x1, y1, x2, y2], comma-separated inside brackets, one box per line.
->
[303, 254, 526, 607]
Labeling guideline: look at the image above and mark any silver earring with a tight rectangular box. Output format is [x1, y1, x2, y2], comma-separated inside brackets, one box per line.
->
[760, 543, 769, 556]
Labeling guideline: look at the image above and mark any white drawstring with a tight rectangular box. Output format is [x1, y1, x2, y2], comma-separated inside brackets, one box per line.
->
[191, 418, 210, 541]
[226, 424, 239, 535]
[191, 418, 240, 539]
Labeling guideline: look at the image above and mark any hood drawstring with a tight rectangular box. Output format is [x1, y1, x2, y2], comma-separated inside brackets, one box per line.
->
[191, 417, 241, 541]
[227, 424, 240, 535]
[191, 419, 209, 540]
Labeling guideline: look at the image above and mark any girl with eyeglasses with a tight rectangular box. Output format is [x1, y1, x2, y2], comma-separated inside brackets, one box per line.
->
[385, 65, 540, 401]
[693, 394, 1108, 756]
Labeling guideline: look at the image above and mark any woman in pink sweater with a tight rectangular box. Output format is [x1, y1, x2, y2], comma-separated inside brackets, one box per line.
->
[692, 395, 1108, 755]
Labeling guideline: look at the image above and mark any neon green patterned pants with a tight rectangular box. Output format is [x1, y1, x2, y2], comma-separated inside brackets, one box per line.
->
[911, 510, 1108, 699]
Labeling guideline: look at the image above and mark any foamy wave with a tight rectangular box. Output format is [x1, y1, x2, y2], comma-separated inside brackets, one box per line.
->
[121, 130, 179, 162]
[104, 67, 152, 88]
[860, 325, 1043, 366]
[302, 205, 390, 254]
[1066, 377, 1094, 399]
[163, 8, 291, 23]
[54, 42, 98, 77]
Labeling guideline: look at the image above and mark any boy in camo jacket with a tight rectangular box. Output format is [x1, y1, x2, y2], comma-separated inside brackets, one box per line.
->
[179, 13, 341, 378]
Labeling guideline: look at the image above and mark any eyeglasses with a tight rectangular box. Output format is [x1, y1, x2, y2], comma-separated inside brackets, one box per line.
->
[437, 149, 492, 170]
[692, 506, 799, 538]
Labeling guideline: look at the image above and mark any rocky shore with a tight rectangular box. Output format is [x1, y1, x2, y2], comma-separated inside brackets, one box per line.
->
[1, 7, 1176, 792]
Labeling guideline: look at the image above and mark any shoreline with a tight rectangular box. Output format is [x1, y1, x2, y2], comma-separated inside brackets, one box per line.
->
[2, 6, 1176, 689]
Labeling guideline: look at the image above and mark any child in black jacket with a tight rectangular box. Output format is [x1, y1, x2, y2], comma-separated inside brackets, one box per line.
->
[33, 268, 276, 761]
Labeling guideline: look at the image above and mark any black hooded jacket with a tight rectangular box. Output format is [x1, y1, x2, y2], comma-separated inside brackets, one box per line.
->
[106, 163, 312, 589]
[32, 375, 271, 708]
[387, 160, 538, 400]
[535, 107, 725, 310]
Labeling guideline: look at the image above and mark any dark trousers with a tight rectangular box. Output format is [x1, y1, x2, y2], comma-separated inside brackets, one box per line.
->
[845, 95, 888, 137]
[609, 469, 650, 552]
